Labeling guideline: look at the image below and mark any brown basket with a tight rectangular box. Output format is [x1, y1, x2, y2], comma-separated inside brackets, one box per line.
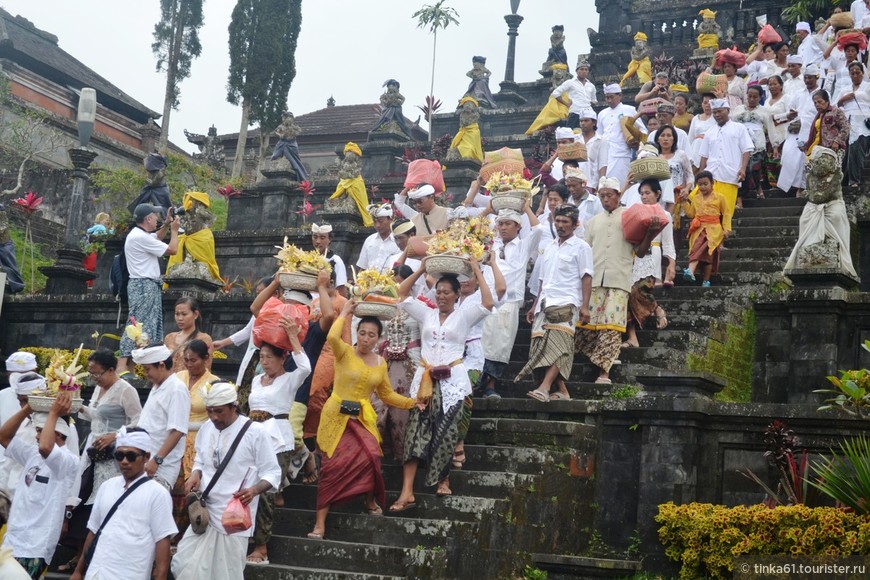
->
[278, 271, 318, 291]
[630, 158, 672, 181]
[480, 147, 525, 181]
[355, 301, 397, 321]
[830, 12, 854, 29]
[491, 190, 530, 213]
[556, 142, 587, 161]
[425, 254, 472, 279]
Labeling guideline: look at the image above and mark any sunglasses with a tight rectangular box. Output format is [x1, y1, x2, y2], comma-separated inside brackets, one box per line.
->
[113, 450, 145, 462]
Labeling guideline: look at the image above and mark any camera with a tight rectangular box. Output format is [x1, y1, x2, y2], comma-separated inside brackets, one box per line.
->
[169, 205, 186, 217]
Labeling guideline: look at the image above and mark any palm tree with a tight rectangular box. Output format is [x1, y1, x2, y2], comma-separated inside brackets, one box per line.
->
[413, 1, 459, 142]
[781, 0, 834, 23]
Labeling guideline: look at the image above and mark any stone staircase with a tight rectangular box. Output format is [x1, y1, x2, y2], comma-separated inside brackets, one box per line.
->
[241, 197, 806, 579]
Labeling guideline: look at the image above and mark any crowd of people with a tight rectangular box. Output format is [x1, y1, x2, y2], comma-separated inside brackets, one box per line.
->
[1, 9, 867, 580]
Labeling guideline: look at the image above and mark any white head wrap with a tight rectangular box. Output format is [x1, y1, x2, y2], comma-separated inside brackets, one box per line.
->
[201, 382, 238, 407]
[31, 413, 71, 438]
[311, 223, 333, 234]
[367, 203, 393, 218]
[563, 166, 588, 182]
[598, 176, 622, 191]
[15, 372, 45, 395]
[603, 83, 622, 95]
[786, 55, 803, 65]
[637, 143, 660, 160]
[131, 345, 172, 365]
[580, 109, 598, 120]
[282, 289, 312, 305]
[116, 425, 152, 452]
[796, 22, 811, 33]
[554, 127, 575, 140]
[804, 64, 821, 77]
[5, 352, 36, 373]
[408, 184, 436, 200]
[495, 209, 523, 224]
[710, 98, 730, 109]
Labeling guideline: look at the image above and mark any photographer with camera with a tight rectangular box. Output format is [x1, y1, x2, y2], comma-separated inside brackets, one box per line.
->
[117, 204, 180, 376]
[635, 72, 673, 104]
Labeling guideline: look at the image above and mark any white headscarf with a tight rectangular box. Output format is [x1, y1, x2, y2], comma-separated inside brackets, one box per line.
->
[131, 345, 172, 365]
[5, 352, 36, 372]
[116, 425, 152, 452]
[31, 413, 71, 438]
[408, 184, 436, 200]
[311, 223, 333, 234]
[598, 176, 621, 191]
[201, 382, 238, 407]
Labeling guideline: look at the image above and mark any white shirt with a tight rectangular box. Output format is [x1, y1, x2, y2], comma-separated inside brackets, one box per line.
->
[699, 120, 755, 185]
[85, 474, 177, 580]
[356, 232, 400, 273]
[3, 438, 78, 561]
[838, 80, 870, 142]
[782, 73, 805, 101]
[798, 33, 825, 67]
[567, 193, 605, 238]
[124, 227, 167, 279]
[582, 133, 609, 186]
[621, 181, 676, 209]
[324, 250, 348, 288]
[484, 224, 543, 303]
[853, 0, 870, 26]
[688, 115, 717, 167]
[551, 78, 598, 115]
[0, 388, 19, 470]
[229, 317, 257, 386]
[647, 127, 690, 153]
[193, 417, 281, 537]
[789, 87, 820, 141]
[137, 373, 190, 484]
[598, 103, 647, 159]
[249, 351, 311, 452]
[398, 297, 490, 413]
[536, 235, 593, 311]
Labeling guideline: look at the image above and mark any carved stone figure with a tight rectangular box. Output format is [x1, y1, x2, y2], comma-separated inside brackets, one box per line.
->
[201, 126, 226, 171]
[0, 205, 25, 293]
[783, 147, 857, 278]
[165, 191, 222, 286]
[371, 79, 412, 139]
[328, 142, 373, 226]
[540, 25, 568, 76]
[446, 97, 483, 163]
[270, 111, 309, 181]
[696, 8, 721, 52]
[550, 63, 572, 90]
[465, 56, 497, 109]
[127, 153, 172, 216]
[620, 32, 652, 86]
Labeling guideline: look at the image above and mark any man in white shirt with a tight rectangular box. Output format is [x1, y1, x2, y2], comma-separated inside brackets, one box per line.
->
[577, 110, 609, 191]
[118, 203, 179, 375]
[699, 99, 754, 220]
[517, 204, 592, 401]
[479, 206, 542, 398]
[311, 222, 348, 296]
[796, 21, 824, 67]
[598, 83, 647, 188]
[393, 184, 481, 235]
[131, 344, 190, 490]
[71, 426, 176, 580]
[778, 66, 821, 194]
[782, 55, 805, 100]
[647, 103, 690, 151]
[852, 0, 870, 28]
[0, 392, 78, 579]
[356, 203, 399, 273]
[173, 383, 281, 580]
[564, 166, 604, 237]
[0, 352, 36, 477]
[551, 60, 598, 128]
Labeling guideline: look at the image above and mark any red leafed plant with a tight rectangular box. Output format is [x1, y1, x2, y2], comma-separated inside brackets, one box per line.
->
[300, 180, 317, 195]
[296, 199, 321, 224]
[13, 191, 43, 214]
[217, 184, 241, 199]
[416, 95, 442, 119]
[13, 191, 43, 294]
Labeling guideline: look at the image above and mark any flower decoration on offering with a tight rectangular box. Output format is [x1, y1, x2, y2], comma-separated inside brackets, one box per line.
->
[426, 217, 493, 261]
[484, 171, 537, 213]
[124, 317, 150, 349]
[42, 343, 88, 395]
[351, 268, 399, 302]
[273, 237, 332, 274]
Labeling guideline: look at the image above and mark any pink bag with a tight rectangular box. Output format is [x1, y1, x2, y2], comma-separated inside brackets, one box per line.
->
[757, 24, 781, 45]
[404, 159, 446, 193]
[621, 203, 669, 245]
[253, 297, 309, 351]
[714, 48, 747, 69]
[222, 469, 253, 534]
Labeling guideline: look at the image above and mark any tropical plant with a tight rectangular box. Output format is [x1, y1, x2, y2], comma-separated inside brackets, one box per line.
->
[153, 0, 205, 150]
[817, 365, 870, 418]
[809, 434, 870, 514]
[412, 1, 459, 141]
[781, 0, 835, 24]
[416, 95, 443, 120]
[12, 191, 43, 295]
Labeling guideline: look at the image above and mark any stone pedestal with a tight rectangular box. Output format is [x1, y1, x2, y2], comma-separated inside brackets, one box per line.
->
[163, 276, 223, 296]
[41, 248, 96, 295]
[226, 172, 304, 231]
[783, 267, 859, 290]
[360, 139, 411, 182]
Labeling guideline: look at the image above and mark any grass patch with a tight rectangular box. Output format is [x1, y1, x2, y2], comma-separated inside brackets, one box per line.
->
[210, 195, 227, 231]
[688, 309, 756, 403]
[609, 385, 642, 400]
[9, 225, 52, 294]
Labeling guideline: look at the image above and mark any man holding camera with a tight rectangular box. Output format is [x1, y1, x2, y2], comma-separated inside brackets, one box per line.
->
[118, 204, 180, 375]
[635, 72, 673, 104]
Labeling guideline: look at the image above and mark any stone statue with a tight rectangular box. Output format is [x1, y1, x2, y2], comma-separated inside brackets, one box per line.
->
[447, 97, 483, 163]
[328, 142, 373, 226]
[465, 56, 497, 109]
[783, 147, 857, 278]
[696, 9, 721, 51]
[540, 25, 568, 76]
[271, 111, 309, 181]
[165, 191, 222, 286]
[127, 153, 172, 217]
[201, 126, 226, 172]
[550, 63, 571, 90]
[371, 79, 412, 139]
[0, 204, 25, 293]
[620, 32, 652, 87]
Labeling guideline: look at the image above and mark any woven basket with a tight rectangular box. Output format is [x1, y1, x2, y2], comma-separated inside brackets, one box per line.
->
[630, 158, 672, 181]
[355, 301, 397, 321]
[480, 147, 525, 181]
[425, 254, 472, 278]
[491, 190, 529, 212]
[695, 72, 727, 95]
[556, 142, 587, 161]
[278, 271, 318, 291]
[830, 12, 854, 29]
[28, 395, 83, 413]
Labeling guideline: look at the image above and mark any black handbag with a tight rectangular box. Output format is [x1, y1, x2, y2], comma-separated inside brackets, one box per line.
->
[339, 400, 361, 416]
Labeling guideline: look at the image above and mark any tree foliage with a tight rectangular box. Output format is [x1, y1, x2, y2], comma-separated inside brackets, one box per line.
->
[152, 0, 205, 149]
[412, 1, 459, 140]
[781, 0, 837, 23]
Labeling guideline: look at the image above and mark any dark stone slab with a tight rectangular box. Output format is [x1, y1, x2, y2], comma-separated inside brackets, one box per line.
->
[636, 370, 725, 397]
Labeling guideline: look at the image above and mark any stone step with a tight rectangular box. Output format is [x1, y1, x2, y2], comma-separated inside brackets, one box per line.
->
[462, 444, 574, 474]
[509, 329, 708, 362]
[378, 466, 537, 499]
[676, 246, 792, 260]
[470, 397, 603, 421]
[264, 536, 449, 577]
[732, 215, 801, 228]
[244, 564, 404, 580]
[715, 235, 796, 249]
[466, 417, 597, 449]
[532, 554, 642, 579]
[728, 224, 798, 238]
[272, 508, 477, 550]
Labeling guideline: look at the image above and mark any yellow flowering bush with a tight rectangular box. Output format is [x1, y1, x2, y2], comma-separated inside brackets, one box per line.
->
[20, 346, 93, 374]
[351, 268, 399, 299]
[273, 237, 332, 274]
[426, 217, 493, 261]
[656, 502, 870, 579]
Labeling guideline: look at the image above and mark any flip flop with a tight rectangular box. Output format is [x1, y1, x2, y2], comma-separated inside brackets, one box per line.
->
[620, 341, 638, 349]
[306, 531, 324, 540]
[246, 553, 270, 566]
[594, 376, 612, 385]
[388, 499, 417, 513]
[526, 389, 549, 402]
[435, 487, 453, 497]
[366, 503, 384, 516]
[549, 392, 571, 401]
[663, 281, 674, 288]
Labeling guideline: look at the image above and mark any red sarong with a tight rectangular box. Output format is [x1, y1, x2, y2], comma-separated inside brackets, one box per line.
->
[316, 419, 384, 510]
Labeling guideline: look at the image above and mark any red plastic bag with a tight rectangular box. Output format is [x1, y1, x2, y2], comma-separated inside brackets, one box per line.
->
[253, 297, 309, 351]
[837, 31, 868, 51]
[404, 159, 446, 193]
[621, 203, 669, 245]
[221, 496, 252, 534]
[714, 48, 746, 70]
[757, 24, 782, 45]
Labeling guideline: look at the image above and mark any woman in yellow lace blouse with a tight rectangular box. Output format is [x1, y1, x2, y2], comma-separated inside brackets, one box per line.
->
[309, 299, 419, 539]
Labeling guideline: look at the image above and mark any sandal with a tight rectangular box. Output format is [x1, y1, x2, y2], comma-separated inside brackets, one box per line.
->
[620, 341, 638, 349]
[663, 280, 674, 288]
[246, 553, 270, 566]
[526, 389, 550, 402]
[57, 557, 79, 573]
[435, 483, 453, 497]
[388, 499, 416, 513]
[594, 376, 612, 385]
[366, 503, 384, 516]
[452, 446, 466, 470]
[549, 392, 571, 401]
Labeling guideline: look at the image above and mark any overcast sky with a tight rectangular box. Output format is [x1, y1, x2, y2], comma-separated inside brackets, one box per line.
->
[2, 0, 598, 153]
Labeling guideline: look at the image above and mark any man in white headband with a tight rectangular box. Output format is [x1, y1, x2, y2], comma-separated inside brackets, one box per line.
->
[0, 391, 78, 577]
[1, 352, 37, 431]
[132, 344, 190, 490]
[394, 183, 481, 236]
[540, 127, 578, 182]
[357, 203, 399, 272]
[577, 109, 607, 191]
[795, 21, 823, 67]
[598, 82, 647, 189]
[311, 222, 348, 296]
[173, 382, 280, 580]
[564, 166, 604, 238]
[699, 97, 753, 216]
[72, 425, 177, 580]
[783, 55, 804, 98]
[778, 58, 821, 196]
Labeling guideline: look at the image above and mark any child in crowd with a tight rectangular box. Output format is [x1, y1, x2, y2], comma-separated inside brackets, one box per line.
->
[680, 171, 731, 287]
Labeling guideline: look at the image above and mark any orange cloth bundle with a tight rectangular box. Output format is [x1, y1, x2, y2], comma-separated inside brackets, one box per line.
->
[837, 31, 868, 51]
[621, 203, 669, 245]
[253, 298, 309, 351]
[404, 159, 446, 193]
